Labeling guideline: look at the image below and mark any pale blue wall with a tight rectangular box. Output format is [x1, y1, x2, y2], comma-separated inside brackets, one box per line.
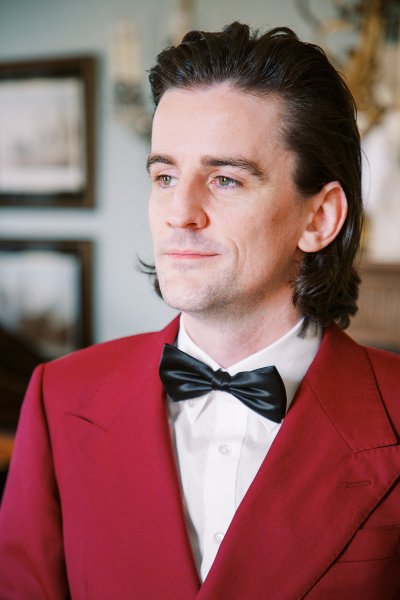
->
[0, 0, 314, 343]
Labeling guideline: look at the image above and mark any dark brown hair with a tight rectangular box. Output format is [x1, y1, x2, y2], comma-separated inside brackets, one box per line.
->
[144, 21, 363, 329]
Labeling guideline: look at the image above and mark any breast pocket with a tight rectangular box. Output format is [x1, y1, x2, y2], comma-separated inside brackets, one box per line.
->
[338, 525, 400, 562]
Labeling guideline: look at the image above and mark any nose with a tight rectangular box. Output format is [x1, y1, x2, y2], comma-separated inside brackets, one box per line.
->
[166, 177, 208, 230]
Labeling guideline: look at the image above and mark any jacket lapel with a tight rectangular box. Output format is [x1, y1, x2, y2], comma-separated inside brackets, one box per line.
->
[63, 317, 201, 599]
[198, 326, 400, 599]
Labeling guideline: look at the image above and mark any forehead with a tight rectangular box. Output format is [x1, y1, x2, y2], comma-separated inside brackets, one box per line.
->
[151, 84, 287, 160]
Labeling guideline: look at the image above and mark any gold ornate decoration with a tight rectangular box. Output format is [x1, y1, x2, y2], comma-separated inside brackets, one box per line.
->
[296, 0, 400, 136]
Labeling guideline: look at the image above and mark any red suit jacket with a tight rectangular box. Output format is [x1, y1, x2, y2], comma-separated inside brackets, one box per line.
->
[1, 317, 399, 599]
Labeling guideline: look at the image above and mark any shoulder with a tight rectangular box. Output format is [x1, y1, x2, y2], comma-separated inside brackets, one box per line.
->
[47, 329, 162, 375]
[34, 317, 179, 409]
[325, 325, 400, 422]
[364, 343, 400, 375]
[323, 324, 399, 373]
[363, 344, 400, 420]
[315, 324, 400, 398]
[343, 330, 400, 387]
[47, 315, 180, 375]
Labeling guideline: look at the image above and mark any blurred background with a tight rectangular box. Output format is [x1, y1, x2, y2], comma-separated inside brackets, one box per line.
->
[0, 0, 399, 486]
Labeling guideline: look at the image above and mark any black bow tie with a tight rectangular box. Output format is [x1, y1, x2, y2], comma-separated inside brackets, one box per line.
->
[159, 343, 287, 423]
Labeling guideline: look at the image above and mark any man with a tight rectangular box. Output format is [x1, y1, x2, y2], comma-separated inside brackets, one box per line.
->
[1, 22, 399, 600]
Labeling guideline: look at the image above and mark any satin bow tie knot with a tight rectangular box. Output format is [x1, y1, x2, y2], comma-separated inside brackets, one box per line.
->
[159, 343, 287, 423]
[211, 369, 231, 393]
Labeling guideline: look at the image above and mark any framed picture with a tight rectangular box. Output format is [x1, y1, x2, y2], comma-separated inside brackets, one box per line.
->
[0, 55, 96, 207]
[0, 239, 93, 360]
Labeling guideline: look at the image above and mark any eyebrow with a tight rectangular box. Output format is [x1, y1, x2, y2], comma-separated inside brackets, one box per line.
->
[146, 153, 267, 181]
[146, 154, 175, 172]
[201, 155, 266, 180]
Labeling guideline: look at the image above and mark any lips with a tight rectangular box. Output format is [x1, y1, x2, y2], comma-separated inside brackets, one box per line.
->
[158, 236, 224, 260]
[164, 250, 218, 259]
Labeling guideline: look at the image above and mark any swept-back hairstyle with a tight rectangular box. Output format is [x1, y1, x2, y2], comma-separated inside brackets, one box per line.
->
[146, 21, 363, 329]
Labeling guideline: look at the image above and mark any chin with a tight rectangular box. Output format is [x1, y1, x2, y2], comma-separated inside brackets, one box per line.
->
[157, 270, 235, 314]
[159, 281, 208, 312]
[160, 290, 204, 312]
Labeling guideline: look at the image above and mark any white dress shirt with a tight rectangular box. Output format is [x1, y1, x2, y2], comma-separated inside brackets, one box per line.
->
[168, 316, 322, 581]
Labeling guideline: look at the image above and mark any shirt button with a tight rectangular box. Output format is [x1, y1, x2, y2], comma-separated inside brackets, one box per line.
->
[214, 531, 225, 544]
[218, 444, 232, 456]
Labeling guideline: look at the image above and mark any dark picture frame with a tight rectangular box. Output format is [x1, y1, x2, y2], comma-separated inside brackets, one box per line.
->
[0, 239, 93, 361]
[0, 55, 96, 207]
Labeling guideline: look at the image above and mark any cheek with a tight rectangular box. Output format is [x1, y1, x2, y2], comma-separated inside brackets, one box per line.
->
[224, 222, 269, 281]
[239, 217, 271, 253]
[238, 206, 302, 268]
[148, 197, 160, 236]
[268, 200, 307, 247]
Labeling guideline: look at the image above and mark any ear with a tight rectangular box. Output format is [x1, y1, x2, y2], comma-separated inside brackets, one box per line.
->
[298, 181, 348, 253]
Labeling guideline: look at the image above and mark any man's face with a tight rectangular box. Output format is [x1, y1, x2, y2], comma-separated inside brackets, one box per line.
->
[148, 84, 313, 320]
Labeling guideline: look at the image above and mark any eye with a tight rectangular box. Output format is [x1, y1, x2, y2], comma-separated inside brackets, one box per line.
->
[154, 174, 176, 188]
[214, 175, 242, 189]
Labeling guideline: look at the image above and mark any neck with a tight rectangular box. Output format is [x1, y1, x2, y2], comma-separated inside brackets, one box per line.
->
[182, 302, 302, 368]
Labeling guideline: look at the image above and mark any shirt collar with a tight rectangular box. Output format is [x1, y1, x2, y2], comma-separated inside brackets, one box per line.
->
[175, 315, 322, 426]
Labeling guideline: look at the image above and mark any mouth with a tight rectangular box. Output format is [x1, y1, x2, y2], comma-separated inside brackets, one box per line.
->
[164, 250, 219, 260]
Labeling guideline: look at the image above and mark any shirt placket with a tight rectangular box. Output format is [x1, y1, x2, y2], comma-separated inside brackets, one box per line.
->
[201, 390, 248, 579]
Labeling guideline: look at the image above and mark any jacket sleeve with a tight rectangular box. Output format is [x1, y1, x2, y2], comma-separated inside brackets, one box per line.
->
[0, 364, 70, 599]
